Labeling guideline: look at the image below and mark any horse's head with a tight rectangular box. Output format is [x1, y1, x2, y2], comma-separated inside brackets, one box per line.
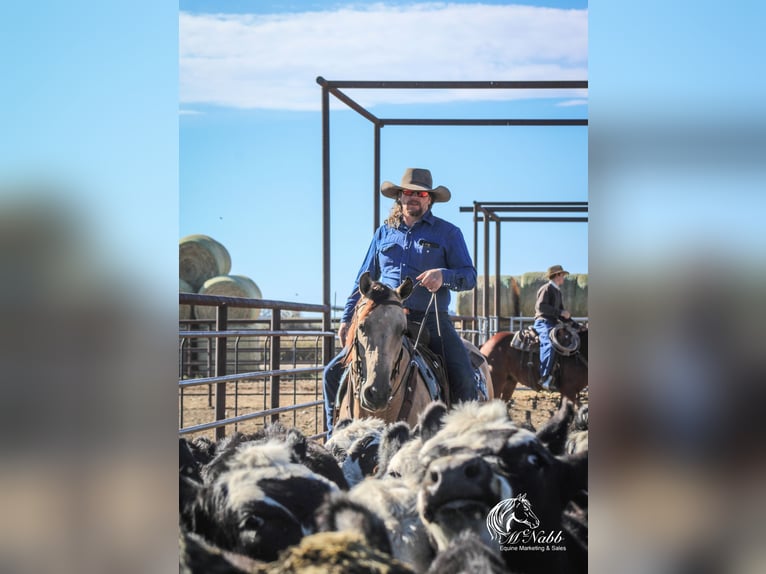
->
[510, 493, 540, 529]
[349, 272, 414, 412]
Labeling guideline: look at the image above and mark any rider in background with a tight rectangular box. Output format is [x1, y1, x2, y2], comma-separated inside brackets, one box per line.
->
[534, 265, 571, 391]
[322, 168, 477, 436]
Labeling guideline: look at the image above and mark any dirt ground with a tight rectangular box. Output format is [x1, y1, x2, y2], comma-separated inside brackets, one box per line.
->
[180, 376, 587, 443]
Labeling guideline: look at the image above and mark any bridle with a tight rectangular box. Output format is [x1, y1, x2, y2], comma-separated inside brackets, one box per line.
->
[349, 297, 408, 412]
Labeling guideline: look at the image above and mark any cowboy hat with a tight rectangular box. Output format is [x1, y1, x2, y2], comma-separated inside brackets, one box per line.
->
[381, 168, 451, 203]
[546, 265, 570, 279]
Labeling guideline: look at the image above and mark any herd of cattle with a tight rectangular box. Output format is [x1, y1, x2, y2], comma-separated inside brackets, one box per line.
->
[179, 399, 589, 573]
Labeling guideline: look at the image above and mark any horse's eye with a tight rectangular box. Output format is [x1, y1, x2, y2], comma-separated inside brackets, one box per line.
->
[527, 454, 539, 466]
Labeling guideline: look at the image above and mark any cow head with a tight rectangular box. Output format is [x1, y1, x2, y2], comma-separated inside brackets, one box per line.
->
[415, 400, 587, 554]
[185, 439, 339, 562]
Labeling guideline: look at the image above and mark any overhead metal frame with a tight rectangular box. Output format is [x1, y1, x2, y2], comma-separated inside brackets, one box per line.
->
[459, 201, 588, 340]
[317, 78, 588, 353]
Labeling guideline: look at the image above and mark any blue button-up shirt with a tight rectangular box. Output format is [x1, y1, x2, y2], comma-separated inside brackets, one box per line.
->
[341, 210, 476, 323]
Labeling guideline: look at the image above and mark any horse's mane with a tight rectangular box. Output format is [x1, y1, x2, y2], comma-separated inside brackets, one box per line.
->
[342, 281, 398, 367]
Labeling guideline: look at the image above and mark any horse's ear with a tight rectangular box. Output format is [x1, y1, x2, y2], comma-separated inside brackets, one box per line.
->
[359, 272, 373, 297]
[396, 277, 414, 301]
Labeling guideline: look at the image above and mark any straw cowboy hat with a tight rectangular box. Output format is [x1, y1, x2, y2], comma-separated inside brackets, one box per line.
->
[381, 168, 451, 203]
[546, 265, 570, 279]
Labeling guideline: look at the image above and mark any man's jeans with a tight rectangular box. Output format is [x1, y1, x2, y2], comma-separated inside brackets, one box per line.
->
[322, 311, 476, 437]
[322, 346, 349, 437]
[534, 317, 558, 378]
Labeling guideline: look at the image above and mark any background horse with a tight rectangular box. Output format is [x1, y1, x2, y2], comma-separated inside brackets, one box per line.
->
[335, 272, 492, 428]
[480, 322, 588, 404]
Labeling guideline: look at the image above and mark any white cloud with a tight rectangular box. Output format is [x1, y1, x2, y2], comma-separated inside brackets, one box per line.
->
[556, 99, 588, 107]
[178, 108, 202, 115]
[180, 4, 587, 111]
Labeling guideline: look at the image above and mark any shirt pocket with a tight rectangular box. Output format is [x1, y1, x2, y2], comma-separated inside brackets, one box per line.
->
[413, 239, 445, 272]
[378, 241, 403, 269]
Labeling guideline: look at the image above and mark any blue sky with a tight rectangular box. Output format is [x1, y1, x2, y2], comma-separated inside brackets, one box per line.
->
[179, 1, 588, 310]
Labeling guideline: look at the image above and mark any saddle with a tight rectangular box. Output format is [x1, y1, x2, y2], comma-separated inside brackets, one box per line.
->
[511, 323, 581, 355]
[404, 337, 448, 404]
[511, 326, 540, 351]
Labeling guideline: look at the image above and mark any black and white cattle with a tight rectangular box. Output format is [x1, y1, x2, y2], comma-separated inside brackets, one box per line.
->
[325, 417, 387, 487]
[325, 417, 387, 462]
[199, 424, 348, 491]
[415, 400, 588, 574]
[183, 439, 340, 562]
[424, 530, 507, 574]
[345, 476, 434, 573]
[375, 401, 448, 480]
[534, 397, 576, 456]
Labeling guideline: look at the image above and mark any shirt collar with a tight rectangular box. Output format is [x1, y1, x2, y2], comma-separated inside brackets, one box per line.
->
[549, 280, 560, 291]
[399, 209, 435, 231]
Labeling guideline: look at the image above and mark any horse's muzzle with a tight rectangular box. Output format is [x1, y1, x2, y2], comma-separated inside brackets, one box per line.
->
[360, 384, 387, 412]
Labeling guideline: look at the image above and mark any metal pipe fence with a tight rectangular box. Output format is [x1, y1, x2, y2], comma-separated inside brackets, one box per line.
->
[178, 293, 334, 441]
[178, 292, 585, 441]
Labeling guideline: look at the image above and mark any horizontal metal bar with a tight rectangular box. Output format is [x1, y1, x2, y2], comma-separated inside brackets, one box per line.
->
[178, 330, 334, 338]
[474, 216, 589, 222]
[178, 400, 324, 436]
[316, 78, 588, 90]
[461, 206, 588, 213]
[179, 367, 322, 388]
[180, 293, 329, 313]
[380, 118, 587, 127]
[462, 202, 587, 209]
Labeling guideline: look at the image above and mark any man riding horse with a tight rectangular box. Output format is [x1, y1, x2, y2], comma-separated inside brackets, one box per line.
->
[535, 264, 572, 391]
[323, 168, 477, 437]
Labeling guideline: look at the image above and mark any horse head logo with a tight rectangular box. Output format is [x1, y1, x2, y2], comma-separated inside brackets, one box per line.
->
[486, 493, 540, 544]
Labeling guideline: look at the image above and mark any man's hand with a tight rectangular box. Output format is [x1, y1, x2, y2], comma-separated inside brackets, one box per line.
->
[561, 310, 571, 320]
[416, 269, 444, 293]
[337, 322, 350, 346]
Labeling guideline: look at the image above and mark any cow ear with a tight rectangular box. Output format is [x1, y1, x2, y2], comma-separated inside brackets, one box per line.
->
[359, 272, 373, 297]
[535, 398, 575, 456]
[285, 428, 308, 462]
[417, 400, 447, 442]
[316, 493, 392, 556]
[396, 276, 414, 301]
[375, 421, 411, 478]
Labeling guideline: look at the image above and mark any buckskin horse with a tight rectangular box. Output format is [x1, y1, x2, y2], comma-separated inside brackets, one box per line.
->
[335, 272, 492, 428]
[480, 321, 588, 404]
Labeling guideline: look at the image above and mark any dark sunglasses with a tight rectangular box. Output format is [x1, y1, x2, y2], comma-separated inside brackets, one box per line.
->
[401, 189, 430, 198]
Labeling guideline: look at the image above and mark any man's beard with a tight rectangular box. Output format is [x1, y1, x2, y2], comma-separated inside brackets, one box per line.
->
[403, 201, 425, 218]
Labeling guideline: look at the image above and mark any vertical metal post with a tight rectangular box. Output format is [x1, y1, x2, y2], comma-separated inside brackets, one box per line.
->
[494, 218, 501, 333]
[214, 305, 228, 441]
[472, 202, 479, 345]
[374, 123, 381, 230]
[321, 84, 333, 433]
[482, 208, 490, 342]
[270, 308, 281, 423]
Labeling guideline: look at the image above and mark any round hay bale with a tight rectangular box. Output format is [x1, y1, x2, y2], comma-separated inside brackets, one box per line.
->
[179, 234, 232, 291]
[194, 275, 263, 321]
[179, 278, 194, 321]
